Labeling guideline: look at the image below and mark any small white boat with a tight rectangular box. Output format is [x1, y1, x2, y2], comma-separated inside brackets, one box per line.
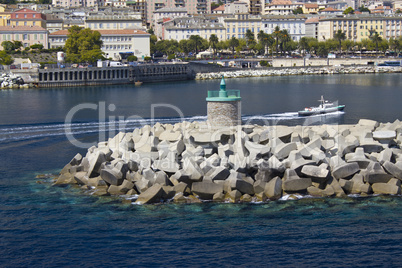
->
[135, 81, 143, 86]
[298, 96, 345, 116]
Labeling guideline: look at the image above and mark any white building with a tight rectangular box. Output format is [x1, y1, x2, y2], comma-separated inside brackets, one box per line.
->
[49, 29, 150, 60]
[261, 15, 307, 41]
[225, 1, 249, 14]
[164, 16, 225, 41]
[85, 14, 143, 30]
[153, 7, 187, 39]
[264, 0, 303, 15]
[52, 0, 97, 8]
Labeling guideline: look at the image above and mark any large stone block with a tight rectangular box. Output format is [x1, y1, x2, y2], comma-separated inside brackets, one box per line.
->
[382, 161, 402, 180]
[364, 162, 392, 184]
[136, 184, 164, 204]
[264, 176, 282, 200]
[234, 179, 255, 195]
[191, 182, 224, 200]
[87, 152, 107, 177]
[332, 162, 360, 180]
[273, 142, 297, 160]
[100, 169, 124, 186]
[301, 165, 329, 182]
[282, 177, 312, 192]
[372, 183, 401, 195]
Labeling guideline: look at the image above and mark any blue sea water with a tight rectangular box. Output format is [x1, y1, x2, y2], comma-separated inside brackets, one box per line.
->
[1, 74, 402, 267]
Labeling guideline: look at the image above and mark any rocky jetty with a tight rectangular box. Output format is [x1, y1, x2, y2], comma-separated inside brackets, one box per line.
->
[0, 73, 30, 89]
[56, 119, 402, 204]
[195, 66, 402, 80]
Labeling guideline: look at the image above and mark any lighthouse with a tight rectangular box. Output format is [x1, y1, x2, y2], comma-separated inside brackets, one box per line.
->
[206, 76, 241, 127]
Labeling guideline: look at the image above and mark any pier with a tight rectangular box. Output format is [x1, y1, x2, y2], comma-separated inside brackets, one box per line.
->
[36, 62, 193, 87]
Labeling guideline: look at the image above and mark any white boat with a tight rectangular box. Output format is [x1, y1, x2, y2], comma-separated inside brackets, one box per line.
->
[298, 96, 345, 116]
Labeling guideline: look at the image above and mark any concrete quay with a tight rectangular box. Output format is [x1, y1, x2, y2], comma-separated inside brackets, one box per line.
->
[56, 119, 402, 204]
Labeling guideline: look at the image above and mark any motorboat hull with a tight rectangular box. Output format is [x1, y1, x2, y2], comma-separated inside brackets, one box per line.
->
[298, 105, 345, 116]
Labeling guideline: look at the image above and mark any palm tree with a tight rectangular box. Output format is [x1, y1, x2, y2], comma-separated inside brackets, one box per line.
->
[228, 36, 239, 55]
[189, 35, 203, 55]
[258, 31, 274, 56]
[279, 29, 291, 55]
[245, 29, 255, 46]
[299, 37, 308, 56]
[369, 30, 382, 56]
[334, 30, 346, 53]
[272, 26, 281, 56]
[209, 34, 219, 55]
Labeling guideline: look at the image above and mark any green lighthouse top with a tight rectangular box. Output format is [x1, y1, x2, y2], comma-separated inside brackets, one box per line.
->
[206, 75, 241, 102]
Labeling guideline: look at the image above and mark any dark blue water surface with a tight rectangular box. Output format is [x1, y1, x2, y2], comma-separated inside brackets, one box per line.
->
[1, 74, 402, 267]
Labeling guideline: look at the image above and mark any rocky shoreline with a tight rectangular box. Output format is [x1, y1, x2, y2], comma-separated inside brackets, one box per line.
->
[195, 66, 402, 80]
[0, 73, 32, 89]
[55, 119, 402, 204]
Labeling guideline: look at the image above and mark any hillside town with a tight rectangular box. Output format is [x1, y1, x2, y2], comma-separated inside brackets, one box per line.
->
[0, 0, 402, 64]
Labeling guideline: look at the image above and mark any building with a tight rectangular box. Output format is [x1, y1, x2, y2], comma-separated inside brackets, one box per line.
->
[318, 15, 387, 42]
[49, 29, 150, 60]
[225, 1, 249, 14]
[305, 17, 319, 39]
[302, 3, 319, 14]
[52, 0, 97, 8]
[45, 14, 64, 33]
[223, 13, 261, 40]
[318, 7, 343, 15]
[264, 0, 303, 15]
[0, 5, 11, 26]
[85, 14, 143, 30]
[145, 0, 211, 26]
[261, 15, 307, 41]
[153, 7, 187, 39]
[247, 0, 263, 15]
[126, 0, 147, 25]
[10, 8, 46, 28]
[0, 26, 48, 49]
[163, 16, 225, 41]
[212, 4, 225, 14]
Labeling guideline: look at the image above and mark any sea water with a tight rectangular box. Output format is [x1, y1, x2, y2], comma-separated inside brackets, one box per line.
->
[1, 74, 402, 266]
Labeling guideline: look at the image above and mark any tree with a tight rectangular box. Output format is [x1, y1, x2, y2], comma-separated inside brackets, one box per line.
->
[359, 5, 370, 13]
[1, 41, 15, 52]
[279, 29, 291, 55]
[334, 30, 346, 53]
[369, 30, 382, 55]
[299, 37, 309, 55]
[30, 44, 44, 50]
[13, 41, 22, 51]
[245, 29, 255, 46]
[127, 55, 138, 62]
[228, 36, 239, 54]
[293, 7, 303, 14]
[80, 49, 105, 63]
[209, 34, 219, 54]
[189, 35, 203, 54]
[258, 31, 274, 55]
[64, 26, 103, 63]
[0, 50, 13, 65]
[273, 26, 282, 55]
[343, 7, 354, 15]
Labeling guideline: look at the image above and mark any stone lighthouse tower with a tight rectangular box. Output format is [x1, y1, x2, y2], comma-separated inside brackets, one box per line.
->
[206, 76, 241, 127]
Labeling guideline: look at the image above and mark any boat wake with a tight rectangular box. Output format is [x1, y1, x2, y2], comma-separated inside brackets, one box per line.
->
[0, 111, 344, 143]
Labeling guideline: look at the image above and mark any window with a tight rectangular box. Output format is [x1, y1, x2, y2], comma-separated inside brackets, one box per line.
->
[16, 14, 18, 18]
[33, 14, 36, 18]
[34, 34, 37, 40]
[24, 14, 27, 18]
[23, 34, 28, 40]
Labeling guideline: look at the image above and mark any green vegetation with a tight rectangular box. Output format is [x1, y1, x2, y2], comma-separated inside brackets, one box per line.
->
[293, 7, 303, 14]
[64, 26, 104, 63]
[127, 55, 138, 62]
[0, 50, 13, 65]
[343, 7, 354, 15]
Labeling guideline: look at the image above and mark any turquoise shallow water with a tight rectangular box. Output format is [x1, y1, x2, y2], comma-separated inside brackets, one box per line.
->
[1, 74, 402, 266]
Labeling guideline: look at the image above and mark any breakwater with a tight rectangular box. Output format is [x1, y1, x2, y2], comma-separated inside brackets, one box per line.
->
[195, 66, 402, 80]
[56, 119, 402, 204]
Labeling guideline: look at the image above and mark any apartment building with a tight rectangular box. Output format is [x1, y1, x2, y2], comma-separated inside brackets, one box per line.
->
[10, 8, 47, 28]
[263, 0, 303, 15]
[146, 0, 211, 26]
[0, 26, 48, 49]
[163, 16, 225, 41]
[49, 29, 150, 60]
[0, 5, 11, 27]
[52, 0, 97, 8]
[85, 14, 143, 30]
[153, 7, 187, 39]
[261, 15, 307, 41]
[223, 13, 261, 40]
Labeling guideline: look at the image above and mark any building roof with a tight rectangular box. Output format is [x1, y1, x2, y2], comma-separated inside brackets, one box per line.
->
[304, 3, 318, 8]
[0, 25, 46, 31]
[212, 5, 225, 11]
[269, 0, 293, 5]
[321, 7, 340, 12]
[305, 17, 319, 23]
[153, 7, 187, 13]
[50, 29, 149, 36]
